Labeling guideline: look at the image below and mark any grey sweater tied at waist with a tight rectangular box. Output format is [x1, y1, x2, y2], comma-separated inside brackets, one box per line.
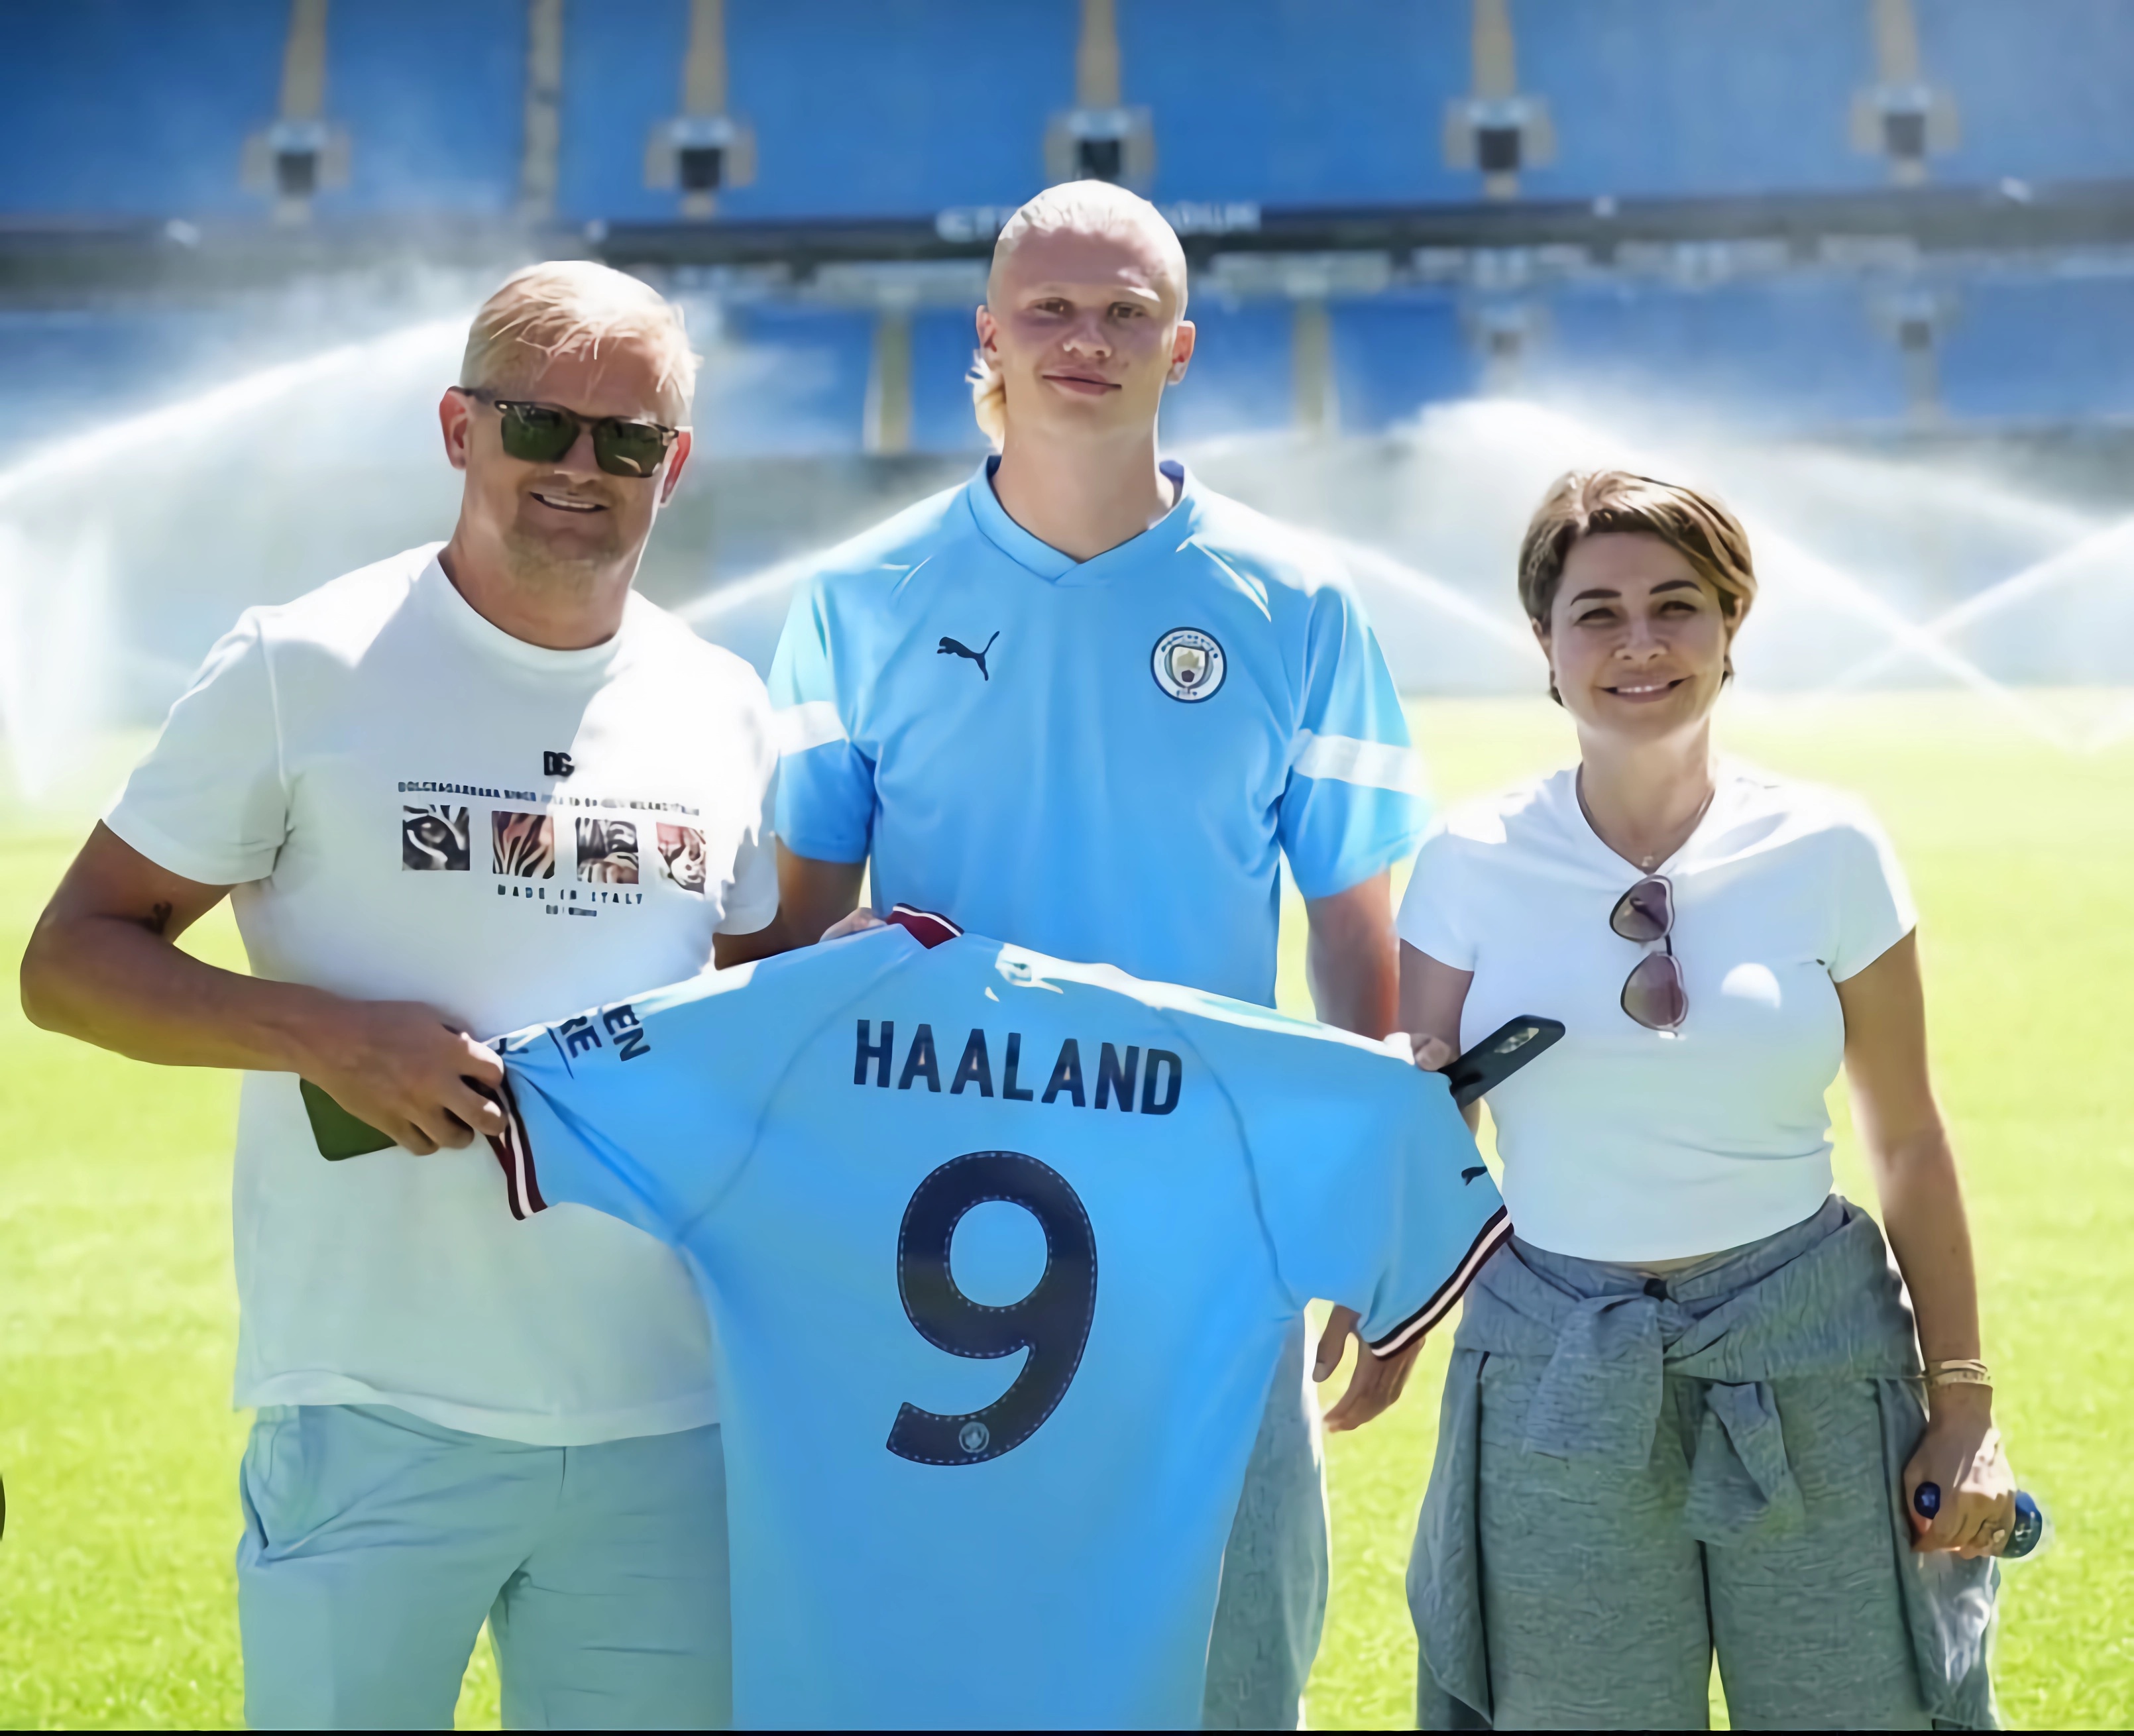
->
[1408, 1194, 1998, 1729]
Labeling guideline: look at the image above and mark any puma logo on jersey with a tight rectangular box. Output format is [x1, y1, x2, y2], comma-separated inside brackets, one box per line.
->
[1462, 1166, 1487, 1185]
[937, 631, 999, 681]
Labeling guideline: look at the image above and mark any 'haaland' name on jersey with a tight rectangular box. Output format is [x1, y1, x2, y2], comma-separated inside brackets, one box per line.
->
[853, 1019, 1182, 1115]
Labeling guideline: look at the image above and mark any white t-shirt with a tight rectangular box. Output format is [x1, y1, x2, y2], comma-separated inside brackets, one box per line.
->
[1396, 762, 1916, 1264]
[107, 544, 779, 1443]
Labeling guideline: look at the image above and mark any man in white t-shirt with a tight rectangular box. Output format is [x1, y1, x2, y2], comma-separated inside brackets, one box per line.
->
[21, 262, 781, 1729]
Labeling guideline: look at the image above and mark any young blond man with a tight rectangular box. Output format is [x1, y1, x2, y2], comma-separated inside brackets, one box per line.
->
[23, 263, 783, 1729]
[767, 182, 1431, 1727]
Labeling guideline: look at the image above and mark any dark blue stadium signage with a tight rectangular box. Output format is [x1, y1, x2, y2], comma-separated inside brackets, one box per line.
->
[933, 200, 1261, 244]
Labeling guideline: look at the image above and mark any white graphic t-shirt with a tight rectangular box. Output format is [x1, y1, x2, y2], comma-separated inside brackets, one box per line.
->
[106, 543, 777, 1442]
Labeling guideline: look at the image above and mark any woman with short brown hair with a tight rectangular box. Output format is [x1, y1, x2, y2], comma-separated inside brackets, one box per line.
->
[1395, 471, 2015, 1729]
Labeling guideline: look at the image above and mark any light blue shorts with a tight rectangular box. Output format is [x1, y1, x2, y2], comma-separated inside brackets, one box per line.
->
[237, 1403, 729, 1731]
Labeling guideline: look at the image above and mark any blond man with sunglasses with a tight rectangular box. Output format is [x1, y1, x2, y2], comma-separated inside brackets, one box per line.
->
[1390, 473, 2017, 1729]
[21, 262, 783, 1728]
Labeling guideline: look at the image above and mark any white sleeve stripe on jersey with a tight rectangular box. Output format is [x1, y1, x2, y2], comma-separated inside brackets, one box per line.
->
[773, 700, 850, 756]
[1292, 730, 1427, 796]
[1367, 1206, 1510, 1358]
[486, 1077, 548, 1222]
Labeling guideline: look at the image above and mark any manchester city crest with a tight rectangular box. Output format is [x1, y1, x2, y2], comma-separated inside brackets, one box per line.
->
[1151, 627, 1226, 702]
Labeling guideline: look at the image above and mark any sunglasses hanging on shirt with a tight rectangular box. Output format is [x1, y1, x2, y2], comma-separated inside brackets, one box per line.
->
[1611, 874, 1688, 1031]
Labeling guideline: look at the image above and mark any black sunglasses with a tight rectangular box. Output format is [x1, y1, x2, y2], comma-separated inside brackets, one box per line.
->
[458, 388, 680, 478]
[1612, 874, 1687, 1031]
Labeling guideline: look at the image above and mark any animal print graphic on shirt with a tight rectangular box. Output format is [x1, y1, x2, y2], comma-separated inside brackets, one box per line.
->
[576, 818, 640, 885]
[402, 806, 470, 871]
[492, 810, 557, 879]
[655, 823, 707, 894]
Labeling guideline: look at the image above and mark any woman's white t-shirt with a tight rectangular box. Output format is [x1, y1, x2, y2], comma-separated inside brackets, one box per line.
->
[106, 545, 779, 1444]
[1396, 762, 1916, 1264]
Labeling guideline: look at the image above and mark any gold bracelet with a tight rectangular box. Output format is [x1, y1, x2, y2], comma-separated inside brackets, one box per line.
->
[1927, 1358, 1992, 1389]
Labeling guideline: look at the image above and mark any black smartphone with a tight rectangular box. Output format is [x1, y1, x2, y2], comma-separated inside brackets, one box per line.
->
[302, 1078, 488, 1160]
[300, 1078, 396, 1160]
[1443, 1016, 1565, 1109]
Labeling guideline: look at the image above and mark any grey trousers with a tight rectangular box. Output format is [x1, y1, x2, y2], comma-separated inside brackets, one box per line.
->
[1410, 1198, 1997, 1731]
[1202, 1322, 1330, 1731]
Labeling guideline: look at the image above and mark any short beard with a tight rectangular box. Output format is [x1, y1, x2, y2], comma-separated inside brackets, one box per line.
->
[500, 516, 629, 591]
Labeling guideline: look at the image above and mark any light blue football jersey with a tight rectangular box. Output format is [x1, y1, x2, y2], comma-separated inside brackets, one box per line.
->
[487, 912, 1507, 1730]
[768, 459, 1428, 1006]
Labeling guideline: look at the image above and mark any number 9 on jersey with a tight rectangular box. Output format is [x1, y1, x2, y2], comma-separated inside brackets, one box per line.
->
[888, 1152, 1098, 1466]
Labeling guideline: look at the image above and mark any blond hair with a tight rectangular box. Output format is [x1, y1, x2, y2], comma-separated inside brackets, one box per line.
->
[1518, 470, 1758, 627]
[461, 261, 699, 420]
[969, 181, 1189, 448]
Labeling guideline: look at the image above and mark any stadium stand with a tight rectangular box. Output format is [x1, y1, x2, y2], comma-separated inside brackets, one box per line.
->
[1517, 0, 1881, 201]
[1160, 301, 1298, 445]
[698, 301, 874, 457]
[1938, 273, 2134, 424]
[5, 0, 2134, 455]
[1330, 295, 1478, 434]
[1914, 0, 2134, 187]
[1533, 276, 1913, 429]
[0, 1, 284, 217]
[558, 0, 1074, 223]
[1116, 0, 1476, 207]
[909, 307, 992, 456]
[320, 0, 526, 215]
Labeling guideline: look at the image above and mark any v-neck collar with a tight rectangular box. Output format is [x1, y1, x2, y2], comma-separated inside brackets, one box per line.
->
[962, 455, 1194, 587]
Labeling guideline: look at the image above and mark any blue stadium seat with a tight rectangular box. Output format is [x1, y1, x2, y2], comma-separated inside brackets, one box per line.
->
[1939, 275, 2134, 422]
[1516, 0, 1878, 201]
[0, 0, 284, 217]
[1916, 0, 2134, 185]
[1119, 0, 1475, 207]
[909, 307, 989, 456]
[315, 0, 526, 215]
[555, 0, 689, 223]
[1330, 294, 1475, 432]
[1534, 278, 1907, 429]
[558, 0, 1074, 223]
[699, 302, 871, 456]
[1162, 301, 1296, 444]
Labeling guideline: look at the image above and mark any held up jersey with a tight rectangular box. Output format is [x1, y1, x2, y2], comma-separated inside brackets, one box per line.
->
[768, 459, 1428, 1005]
[486, 910, 1505, 1729]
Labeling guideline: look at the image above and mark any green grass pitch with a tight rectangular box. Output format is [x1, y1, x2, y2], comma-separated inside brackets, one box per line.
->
[2, 695, 2130, 1729]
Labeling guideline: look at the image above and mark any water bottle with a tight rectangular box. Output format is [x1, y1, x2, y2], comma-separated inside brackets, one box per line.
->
[1913, 1482, 2051, 1560]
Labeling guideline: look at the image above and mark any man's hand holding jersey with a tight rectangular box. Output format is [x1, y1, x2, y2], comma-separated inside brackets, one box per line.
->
[300, 1003, 506, 1155]
[23, 822, 506, 1157]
